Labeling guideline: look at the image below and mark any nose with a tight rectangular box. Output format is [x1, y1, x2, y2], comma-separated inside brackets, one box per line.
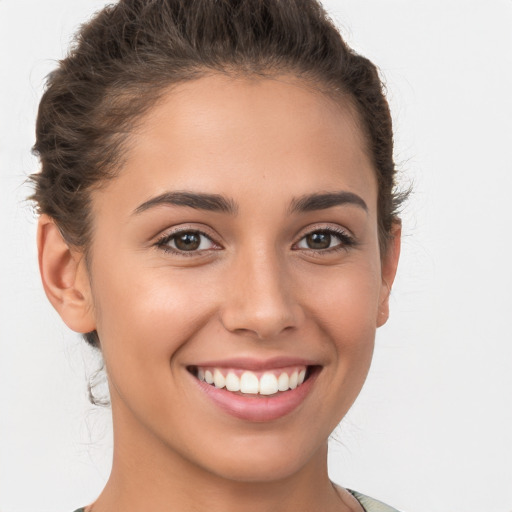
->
[220, 248, 303, 340]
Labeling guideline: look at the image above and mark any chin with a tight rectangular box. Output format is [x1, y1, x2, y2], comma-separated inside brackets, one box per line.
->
[206, 450, 315, 484]
[181, 425, 329, 484]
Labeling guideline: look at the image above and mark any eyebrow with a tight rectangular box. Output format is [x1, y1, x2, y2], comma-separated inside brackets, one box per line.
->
[133, 191, 238, 215]
[288, 191, 368, 214]
[133, 189, 367, 216]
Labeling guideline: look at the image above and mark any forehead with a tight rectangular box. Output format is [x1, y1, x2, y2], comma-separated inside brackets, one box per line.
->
[93, 74, 377, 217]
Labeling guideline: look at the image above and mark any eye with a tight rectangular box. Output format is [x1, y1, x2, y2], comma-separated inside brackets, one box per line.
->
[294, 228, 355, 251]
[156, 230, 218, 254]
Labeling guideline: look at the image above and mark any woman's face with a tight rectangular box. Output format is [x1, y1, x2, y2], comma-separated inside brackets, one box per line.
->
[82, 74, 399, 482]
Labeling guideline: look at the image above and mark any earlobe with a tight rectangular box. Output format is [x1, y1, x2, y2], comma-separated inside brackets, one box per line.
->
[377, 221, 402, 328]
[37, 215, 96, 333]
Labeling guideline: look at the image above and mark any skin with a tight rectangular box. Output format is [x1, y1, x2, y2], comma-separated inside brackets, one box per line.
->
[38, 74, 400, 512]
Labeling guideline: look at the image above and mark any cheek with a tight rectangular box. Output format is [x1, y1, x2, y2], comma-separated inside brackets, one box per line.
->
[298, 259, 382, 341]
[297, 259, 381, 402]
[89, 256, 220, 369]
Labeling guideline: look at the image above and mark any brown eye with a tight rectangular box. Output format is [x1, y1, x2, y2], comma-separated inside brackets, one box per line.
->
[304, 231, 332, 249]
[158, 230, 217, 253]
[175, 232, 201, 251]
[295, 228, 354, 252]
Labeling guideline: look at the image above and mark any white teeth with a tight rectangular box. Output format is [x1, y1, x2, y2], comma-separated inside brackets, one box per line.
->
[259, 373, 279, 395]
[225, 372, 241, 392]
[240, 371, 259, 394]
[195, 366, 310, 394]
[213, 369, 225, 388]
[277, 372, 290, 391]
[289, 370, 298, 389]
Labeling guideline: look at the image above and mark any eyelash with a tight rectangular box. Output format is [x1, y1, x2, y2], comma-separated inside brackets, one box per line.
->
[154, 226, 356, 256]
[293, 226, 357, 254]
[155, 228, 220, 257]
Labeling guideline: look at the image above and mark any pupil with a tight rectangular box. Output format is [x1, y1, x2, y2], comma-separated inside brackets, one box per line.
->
[307, 232, 331, 249]
[175, 232, 200, 251]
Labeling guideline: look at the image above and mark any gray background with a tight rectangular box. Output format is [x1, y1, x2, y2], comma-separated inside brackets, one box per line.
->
[1, 1, 511, 511]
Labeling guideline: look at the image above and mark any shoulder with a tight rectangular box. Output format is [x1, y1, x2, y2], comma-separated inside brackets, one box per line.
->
[347, 489, 402, 512]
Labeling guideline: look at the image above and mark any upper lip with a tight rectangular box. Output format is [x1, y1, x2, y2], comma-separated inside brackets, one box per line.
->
[188, 356, 320, 371]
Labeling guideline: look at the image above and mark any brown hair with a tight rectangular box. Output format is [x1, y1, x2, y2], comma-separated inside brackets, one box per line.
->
[30, 0, 406, 350]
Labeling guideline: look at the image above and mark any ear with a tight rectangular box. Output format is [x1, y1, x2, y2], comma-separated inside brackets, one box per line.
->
[37, 215, 96, 333]
[377, 220, 402, 327]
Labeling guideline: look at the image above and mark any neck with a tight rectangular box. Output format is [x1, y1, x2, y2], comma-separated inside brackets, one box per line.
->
[88, 402, 351, 512]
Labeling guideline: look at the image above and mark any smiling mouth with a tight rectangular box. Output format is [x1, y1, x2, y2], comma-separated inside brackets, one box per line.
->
[187, 365, 317, 396]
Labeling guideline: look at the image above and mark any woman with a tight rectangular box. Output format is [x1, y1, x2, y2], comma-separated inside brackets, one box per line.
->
[31, 0, 404, 510]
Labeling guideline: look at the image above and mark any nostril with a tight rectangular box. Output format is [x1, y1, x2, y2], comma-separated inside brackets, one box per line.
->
[219, 287, 302, 341]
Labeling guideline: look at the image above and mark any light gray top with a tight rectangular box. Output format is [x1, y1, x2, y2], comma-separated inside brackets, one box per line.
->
[348, 489, 401, 512]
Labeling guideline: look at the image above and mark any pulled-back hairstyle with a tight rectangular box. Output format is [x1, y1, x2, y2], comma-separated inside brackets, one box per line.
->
[31, 0, 405, 349]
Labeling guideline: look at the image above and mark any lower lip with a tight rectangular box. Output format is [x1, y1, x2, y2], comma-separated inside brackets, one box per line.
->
[190, 369, 319, 422]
